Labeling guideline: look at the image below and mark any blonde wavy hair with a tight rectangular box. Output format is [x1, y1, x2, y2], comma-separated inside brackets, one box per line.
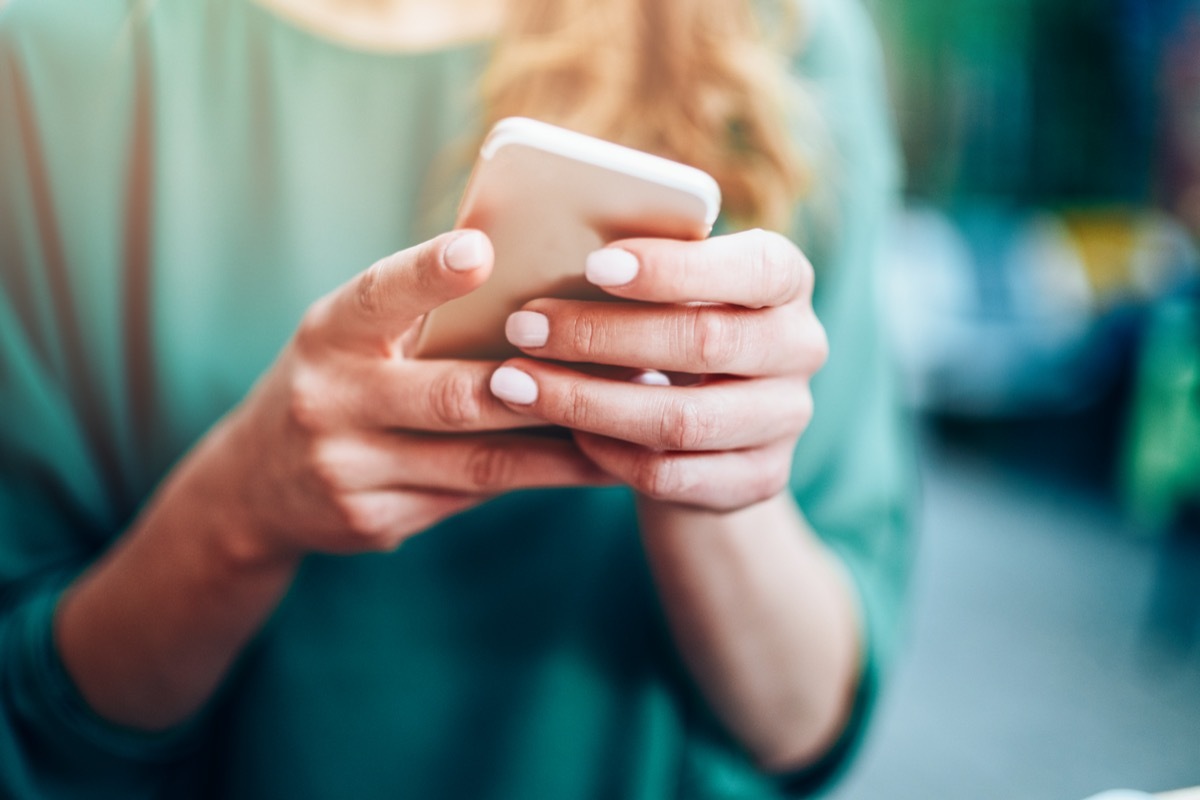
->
[483, 0, 809, 230]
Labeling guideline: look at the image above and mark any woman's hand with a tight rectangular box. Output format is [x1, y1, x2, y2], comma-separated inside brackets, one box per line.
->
[488, 228, 855, 770]
[217, 229, 610, 564]
[56, 230, 612, 731]
[488, 228, 827, 511]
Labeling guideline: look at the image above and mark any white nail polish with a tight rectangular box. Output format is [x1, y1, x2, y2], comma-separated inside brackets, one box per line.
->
[490, 366, 538, 405]
[585, 248, 639, 286]
[444, 231, 487, 272]
[631, 370, 672, 386]
[506, 311, 549, 348]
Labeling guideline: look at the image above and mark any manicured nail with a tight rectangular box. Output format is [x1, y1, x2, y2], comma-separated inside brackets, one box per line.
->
[631, 369, 672, 386]
[505, 311, 549, 348]
[585, 248, 639, 286]
[490, 366, 538, 405]
[444, 231, 487, 272]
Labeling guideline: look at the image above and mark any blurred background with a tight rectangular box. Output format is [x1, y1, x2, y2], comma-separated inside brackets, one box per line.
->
[832, 1, 1200, 798]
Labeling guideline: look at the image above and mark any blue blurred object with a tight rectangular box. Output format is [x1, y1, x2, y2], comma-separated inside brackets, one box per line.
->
[867, 0, 1200, 423]
[883, 203, 1198, 415]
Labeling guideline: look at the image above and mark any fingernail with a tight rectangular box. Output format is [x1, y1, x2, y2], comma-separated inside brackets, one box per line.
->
[444, 231, 487, 272]
[490, 366, 538, 405]
[585, 248, 639, 286]
[506, 311, 549, 348]
[631, 369, 672, 386]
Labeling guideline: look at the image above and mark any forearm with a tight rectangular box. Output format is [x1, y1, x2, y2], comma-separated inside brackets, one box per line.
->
[55, 414, 300, 732]
[638, 492, 861, 772]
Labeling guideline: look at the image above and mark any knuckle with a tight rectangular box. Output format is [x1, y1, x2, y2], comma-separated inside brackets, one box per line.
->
[661, 398, 718, 451]
[753, 230, 804, 307]
[755, 456, 793, 503]
[307, 441, 350, 495]
[464, 443, 517, 491]
[784, 308, 828, 375]
[633, 453, 688, 500]
[354, 262, 385, 318]
[716, 454, 791, 512]
[429, 371, 486, 429]
[335, 495, 390, 543]
[560, 380, 593, 430]
[285, 368, 330, 434]
[795, 385, 815, 432]
[810, 318, 830, 369]
[691, 308, 738, 373]
[566, 313, 604, 357]
[296, 298, 335, 354]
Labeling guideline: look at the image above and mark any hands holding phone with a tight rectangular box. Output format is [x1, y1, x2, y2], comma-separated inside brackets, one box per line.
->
[490, 227, 827, 512]
[214, 226, 822, 565]
[52, 224, 828, 733]
[49, 122, 834, 740]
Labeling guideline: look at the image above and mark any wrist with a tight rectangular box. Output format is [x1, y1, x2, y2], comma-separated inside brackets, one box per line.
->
[183, 411, 306, 578]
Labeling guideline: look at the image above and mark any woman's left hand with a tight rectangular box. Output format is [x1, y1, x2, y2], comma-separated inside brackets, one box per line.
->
[488, 228, 828, 512]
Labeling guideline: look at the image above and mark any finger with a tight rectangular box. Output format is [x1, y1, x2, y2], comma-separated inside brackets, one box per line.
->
[331, 490, 482, 553]
[316, 432, 616, 494]
[574, 432, 795, 511]
[318, 230, 494, 350]
[583, 228, 813, 308]
[356, 359, 545, 432]
[506, 299, 827, 377]
[488, 360, 813, 451]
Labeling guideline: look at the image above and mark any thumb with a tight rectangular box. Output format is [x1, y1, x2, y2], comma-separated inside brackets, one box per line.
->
[324, 230, 493, 348]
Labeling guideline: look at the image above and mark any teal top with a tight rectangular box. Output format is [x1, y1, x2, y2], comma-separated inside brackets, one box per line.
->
[0, 0, 913, 797]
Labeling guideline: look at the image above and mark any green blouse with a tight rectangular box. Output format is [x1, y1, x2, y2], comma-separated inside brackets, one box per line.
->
[0, 0, 913, 797]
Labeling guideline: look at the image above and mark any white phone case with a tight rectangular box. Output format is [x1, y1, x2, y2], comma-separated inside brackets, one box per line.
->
[413, 117, 721, 360]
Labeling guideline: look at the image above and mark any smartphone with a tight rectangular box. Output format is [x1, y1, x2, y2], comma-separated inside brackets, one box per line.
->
[413, 117, 722, 360]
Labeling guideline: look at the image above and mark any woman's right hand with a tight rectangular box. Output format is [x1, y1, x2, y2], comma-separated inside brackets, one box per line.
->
[211, 230, 610, 564]
[56, 230, 604, 732]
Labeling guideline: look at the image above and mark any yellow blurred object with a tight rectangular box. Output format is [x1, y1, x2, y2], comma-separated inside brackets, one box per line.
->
[1060, 209, 1140, 299]
[1057, 209, 1196, 307]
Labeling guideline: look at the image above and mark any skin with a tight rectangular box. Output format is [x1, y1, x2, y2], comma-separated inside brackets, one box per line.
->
[55, 0, 864, 776]
[496, 231, 857, 767]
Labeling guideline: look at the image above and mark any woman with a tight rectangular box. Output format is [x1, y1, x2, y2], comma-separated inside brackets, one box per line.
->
[0, 0, 913, 797]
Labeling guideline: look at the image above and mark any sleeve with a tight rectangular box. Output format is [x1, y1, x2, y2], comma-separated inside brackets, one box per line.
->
[0, 300, 204, 799]
[677, 1, 917, 796]
[0, 3, 206, 796]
